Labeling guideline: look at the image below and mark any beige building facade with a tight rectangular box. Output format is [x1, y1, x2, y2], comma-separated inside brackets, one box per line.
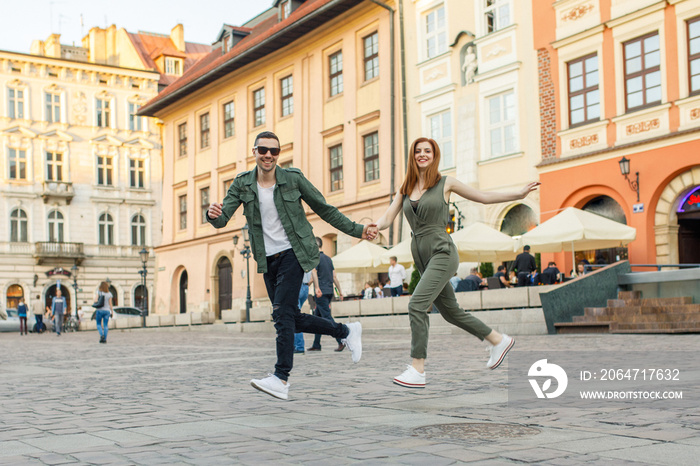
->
[141, 0, 404, 316]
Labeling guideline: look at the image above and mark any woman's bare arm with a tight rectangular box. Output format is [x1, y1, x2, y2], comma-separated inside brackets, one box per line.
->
[445, 177, 539, 204]
[375, 192, 403, 231]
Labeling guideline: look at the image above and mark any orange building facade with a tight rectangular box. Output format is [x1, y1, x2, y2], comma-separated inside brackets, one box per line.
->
[533, 0, 700, 273]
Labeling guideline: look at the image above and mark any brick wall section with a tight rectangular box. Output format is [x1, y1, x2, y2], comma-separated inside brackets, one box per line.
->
[538, 48, 557, 159]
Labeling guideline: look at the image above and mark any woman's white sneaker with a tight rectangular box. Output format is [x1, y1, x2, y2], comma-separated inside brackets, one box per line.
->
[251, 374, 289, 400]
[393, 365, 426, 388]
[342, 322, 362, 363]
[486, 334, 515, 370]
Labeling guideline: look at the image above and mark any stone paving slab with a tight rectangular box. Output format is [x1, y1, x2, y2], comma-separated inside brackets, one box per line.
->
[1, 330, 698, 464]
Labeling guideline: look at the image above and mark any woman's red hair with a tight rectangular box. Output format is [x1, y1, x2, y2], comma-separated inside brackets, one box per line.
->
[399, 137, 442, 196]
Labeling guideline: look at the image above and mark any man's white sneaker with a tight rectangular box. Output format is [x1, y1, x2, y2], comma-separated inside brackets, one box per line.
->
[486, 334, 515, 370]
[342, 322, 362, 363]
[393, 365, 426, 388]
[251, 374, 289, 400]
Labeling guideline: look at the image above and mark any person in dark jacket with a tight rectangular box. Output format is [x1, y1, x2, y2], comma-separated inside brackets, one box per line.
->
[510, 245, 537, 286]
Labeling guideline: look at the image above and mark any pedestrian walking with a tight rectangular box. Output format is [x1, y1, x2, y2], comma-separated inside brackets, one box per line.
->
[293, 270, 317, 354]
[50, 289, 67, 336]
[308, 237, 346, 353]
[17, 297, 28, 335]
[31, 295, 46, 333]
[511, 245, 537, 286]
[94, 281, 113, 343]
[388, 256, 407, 297]
[371, 137, 539, 388]
[207, 131, 374, 400]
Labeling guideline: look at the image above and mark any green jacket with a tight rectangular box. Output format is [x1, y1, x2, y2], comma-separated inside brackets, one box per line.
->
[208, 166, 364, 273]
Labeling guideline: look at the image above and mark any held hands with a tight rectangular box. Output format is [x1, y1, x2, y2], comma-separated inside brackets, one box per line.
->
[363, 223, 379, 241]
[207, 203, 223, 220]
[520, 182, 541, 199]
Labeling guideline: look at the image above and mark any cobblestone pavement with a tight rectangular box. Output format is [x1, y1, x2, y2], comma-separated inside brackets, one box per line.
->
[1, 328, 699, 465]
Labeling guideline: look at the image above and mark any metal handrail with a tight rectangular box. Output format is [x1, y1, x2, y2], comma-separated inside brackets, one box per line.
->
[585, 263, 700, 272]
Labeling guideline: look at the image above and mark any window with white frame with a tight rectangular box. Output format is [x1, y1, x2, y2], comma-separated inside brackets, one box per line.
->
[178, 194, 187, 230]
[48, 210, 64, 243]
[487, 90, 516, 158]
[8, 87, 25, 119]
[329, 144, 343, 192]
[45, 91, 61, 123]
[624, 33, 661, 111]
[425, 5, 447, 59]
[363, 32, 379, 81]
[200, 187, 210, 224]
[282, 0, 292, 19]
[568, 54, 600, 127]
[485, 0, 511, 34]
[363, 132, 380, 182]
[129, 102, 144, 131]
[200, 113, 210, 149]
[223, 101, 235, 138]
[165, 57, 183, 76]
[46, 151, 63, 181]
[253, 87, 266, 127]
[329, 51, 343, 96]
[96, 154, 114, 186]
[8, 148, 27, 180]
[10, 208, 28, 243]
[131, 214, 146, 246]
[281, 75, 293, 117]
[428, 110, 454, 169]
[98, 213, 114, 245]
[129, 158, 145, 188]
[96, 96, 111, 128]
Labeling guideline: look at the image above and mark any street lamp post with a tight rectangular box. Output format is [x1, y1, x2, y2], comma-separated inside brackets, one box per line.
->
[71, 264, 79, 323]
[233, 224, 253, 322]
[138, 248, 149, 327]
[618, 156, 640, 202]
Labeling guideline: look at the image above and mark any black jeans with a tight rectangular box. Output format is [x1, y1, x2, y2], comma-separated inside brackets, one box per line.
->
[311, 293, 342, 349]
[517, 272, 530, 287]
[390, 285, 403, 297]
[264, 250, 349, 381]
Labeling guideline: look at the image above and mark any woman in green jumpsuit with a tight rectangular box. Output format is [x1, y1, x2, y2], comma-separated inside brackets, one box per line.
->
[372, 137, 539, 388]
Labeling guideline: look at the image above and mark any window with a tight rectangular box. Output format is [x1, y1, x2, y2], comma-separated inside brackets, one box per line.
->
[46, 152, 63, 181]
[129, 158, 145, 188]
[8, 87, 25, 119]
[223, 101, 235, 138]
[429, 110, 454, 169]
[329, 51, 344, 96]
[131, 214, 146, 246]
[165, 57, 182, 76]
[178, 122, 187, 157]
[98, 213, 114, 245]
[485, 0, 511, 33]
[487, 90, 516, 157]
[282, 0, 291, 19]
[568, 54, 600, 126]
[329, 144, 343, 192]
[45, 92, 61, 123]
[253, 88, 265, 127]
[624, 33, 661, 111]
[223, 178, 234, 194]
[363, 32, 380, 81]
[8, 148, 27, 180]
[363, 132, 380, 182]
[200, 113, 210, 149]
[688, 18, 700, 94]
[96, 97, 111, 128]
[96, 155, 113, 186]
[10, 208, 28, 243]
[280, 161, 293, 169]
[281, 75, 293, 117]
[425, 6, 447, 59]
[129, 102, 144, 131]
[48, 210, 64, 243]
[178, 195, 187, 230]
[200, 187, 210, 224]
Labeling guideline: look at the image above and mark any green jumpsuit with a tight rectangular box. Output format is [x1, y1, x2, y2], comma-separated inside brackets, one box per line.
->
[404, 176, 493, 359]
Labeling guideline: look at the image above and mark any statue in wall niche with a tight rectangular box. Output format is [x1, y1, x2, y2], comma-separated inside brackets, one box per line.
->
[461, 44, 477, 86]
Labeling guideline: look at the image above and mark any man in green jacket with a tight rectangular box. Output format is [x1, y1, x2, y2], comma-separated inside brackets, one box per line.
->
[208, 131, 375, 400]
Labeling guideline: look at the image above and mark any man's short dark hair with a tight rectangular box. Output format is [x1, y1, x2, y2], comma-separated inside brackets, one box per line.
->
[390, 256, 397, 262]
[254, 131, 280, 146]
[548, 262, 556, 267]
[523, 245, 531, 251]
[497, 265, 505, 272]
[315, 237, 323, 248]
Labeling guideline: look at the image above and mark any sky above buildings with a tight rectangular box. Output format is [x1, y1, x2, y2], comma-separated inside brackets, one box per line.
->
[0, 0, 269, 53]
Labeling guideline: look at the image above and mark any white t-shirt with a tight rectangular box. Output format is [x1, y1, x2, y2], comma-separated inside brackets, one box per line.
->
[388, 264, 407, 288]
[258, 183, 292, 256]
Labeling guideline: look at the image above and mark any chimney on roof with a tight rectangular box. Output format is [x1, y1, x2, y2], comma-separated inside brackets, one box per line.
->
[171, 24, 185, 53]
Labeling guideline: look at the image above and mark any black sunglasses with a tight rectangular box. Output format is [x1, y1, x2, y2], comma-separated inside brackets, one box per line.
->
[254, 146, 280, 156]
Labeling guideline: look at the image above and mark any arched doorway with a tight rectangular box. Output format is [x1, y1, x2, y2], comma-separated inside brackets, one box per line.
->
[500, 204, 538, 236]
[217, 258, 232, 318]
[134, 284, 148, 314]
[45, 284, 71, 314]
[677, 186, 700, 264]
[108, 285, 119, 306]
[581, 196, 629, 264]
[179, 270, 188, 314]
[6, 284, 24, 309]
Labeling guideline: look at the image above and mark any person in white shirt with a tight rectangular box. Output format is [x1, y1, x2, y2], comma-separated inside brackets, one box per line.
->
[387, 256, 407, 297]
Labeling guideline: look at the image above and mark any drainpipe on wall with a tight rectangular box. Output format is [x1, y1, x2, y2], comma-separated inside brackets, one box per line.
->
[397, 0, 408, 244]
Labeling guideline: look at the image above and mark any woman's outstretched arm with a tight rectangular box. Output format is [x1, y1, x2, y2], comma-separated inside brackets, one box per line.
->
[445, 177, 539, 204]
[375, 191, 403, 231]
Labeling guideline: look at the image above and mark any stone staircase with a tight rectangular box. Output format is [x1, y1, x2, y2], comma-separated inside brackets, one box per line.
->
[555, 291, 700, 334]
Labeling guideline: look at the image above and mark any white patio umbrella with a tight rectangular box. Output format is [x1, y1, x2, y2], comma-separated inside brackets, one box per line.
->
[516, 207, 637, 267]
[380, 238, 413, 267]
[450, 222, 519, 263]
[331, 240, 389, 273]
